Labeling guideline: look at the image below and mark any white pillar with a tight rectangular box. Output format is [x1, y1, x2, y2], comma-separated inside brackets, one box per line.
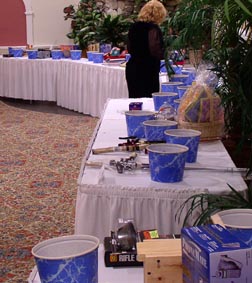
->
[23, 0, 34, 45]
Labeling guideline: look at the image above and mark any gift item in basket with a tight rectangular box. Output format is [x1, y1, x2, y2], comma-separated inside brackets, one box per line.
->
[178, 65, 224, 140]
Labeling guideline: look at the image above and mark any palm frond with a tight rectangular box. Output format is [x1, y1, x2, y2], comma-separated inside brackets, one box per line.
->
[176, 184, 252, 227]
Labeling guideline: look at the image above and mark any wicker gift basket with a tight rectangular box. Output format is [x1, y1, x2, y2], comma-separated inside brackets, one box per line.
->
[177, 65, 224, 141]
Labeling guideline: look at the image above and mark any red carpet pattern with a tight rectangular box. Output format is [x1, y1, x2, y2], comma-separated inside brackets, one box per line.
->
[0, 101, 98, 282]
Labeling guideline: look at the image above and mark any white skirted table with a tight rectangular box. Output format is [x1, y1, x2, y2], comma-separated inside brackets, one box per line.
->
[0, 56, 128, 117]
[75, 98, 247, 241]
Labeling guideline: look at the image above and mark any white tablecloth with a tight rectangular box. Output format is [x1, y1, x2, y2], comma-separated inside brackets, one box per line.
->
[0, 56, 128, 117]
[75, 98, 247, 240]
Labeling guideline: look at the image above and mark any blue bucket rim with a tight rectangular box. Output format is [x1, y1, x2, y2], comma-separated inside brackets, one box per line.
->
[177, 86, 190, 90]
[125, 110, 155, 116]
[32, 234, 99, 260]
[161, 82, 184, 86]
[164, 129, 201, 137]
[152, 92, 177, 97]
[147, 143, 189, 154]
[143, 120, 178, 127]
[171, 74, 189, 78]
[217, 209, 252, 229]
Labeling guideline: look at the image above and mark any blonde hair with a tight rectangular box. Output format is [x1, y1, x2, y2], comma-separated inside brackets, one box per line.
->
[138, 0, 167, 25]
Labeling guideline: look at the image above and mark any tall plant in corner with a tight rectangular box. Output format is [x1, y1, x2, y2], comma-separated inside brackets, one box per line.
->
[207, 0, 252, 149]
[167, 0, 217, 56]
[175, 0, 252, 226]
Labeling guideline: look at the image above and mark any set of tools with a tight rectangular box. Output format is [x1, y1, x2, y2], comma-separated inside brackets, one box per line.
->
[89, 136, 250, 177]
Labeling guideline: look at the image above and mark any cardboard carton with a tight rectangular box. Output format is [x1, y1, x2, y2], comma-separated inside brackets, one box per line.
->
[181, 224, 252, 283]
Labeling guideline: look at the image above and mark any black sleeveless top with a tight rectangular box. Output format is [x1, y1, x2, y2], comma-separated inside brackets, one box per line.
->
[125, 21, 164, 98]
[127, 21, 164, 61]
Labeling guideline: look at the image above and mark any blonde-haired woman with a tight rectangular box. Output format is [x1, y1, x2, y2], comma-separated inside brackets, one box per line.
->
[126, 0, 167, 98]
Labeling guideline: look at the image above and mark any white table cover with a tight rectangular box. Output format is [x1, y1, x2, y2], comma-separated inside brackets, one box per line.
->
[0, 56, 59, 101]
[0, 56, 128, 117]
[75, 98, 247, 240]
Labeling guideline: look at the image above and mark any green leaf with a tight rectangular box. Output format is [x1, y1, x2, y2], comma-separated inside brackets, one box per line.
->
[224, 0, 230, 22]
[234, 0, 252, 16]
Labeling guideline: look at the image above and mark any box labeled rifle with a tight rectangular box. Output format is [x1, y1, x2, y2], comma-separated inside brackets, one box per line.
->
[104, 236, 142, 267]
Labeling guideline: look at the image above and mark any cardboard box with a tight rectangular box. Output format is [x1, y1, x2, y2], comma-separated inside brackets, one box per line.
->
[181, 224, 252, 283]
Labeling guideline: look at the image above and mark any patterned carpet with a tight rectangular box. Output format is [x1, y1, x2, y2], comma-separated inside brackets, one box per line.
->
[0, 101, 98, 282]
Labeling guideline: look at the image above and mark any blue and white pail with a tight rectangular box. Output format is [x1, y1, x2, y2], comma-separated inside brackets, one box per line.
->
[164, 129, 201, 163]
[165, 129, 201, 163]
[213, 209, 252, 247]
[27, 50, 38, 59]
[32, 234, 99, 283]
[125, 110, 155, 138]
[161, 82, 184, 94]
[51, 50, 63, 60]
[152, 92, 178, 111]
[147, 143, 188, 183]
[12, 48, 24, 57]
[70, 50, 82, 60]
[143, 120, 178, 142]
[92, 52, 104, 63]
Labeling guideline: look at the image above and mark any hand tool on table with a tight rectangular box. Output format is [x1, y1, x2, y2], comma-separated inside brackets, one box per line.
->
[92, 136, 164, 155]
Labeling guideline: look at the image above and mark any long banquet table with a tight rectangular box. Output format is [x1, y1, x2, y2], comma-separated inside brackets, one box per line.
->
[75, 98, 247, 241]
[0, 56, 128, 117]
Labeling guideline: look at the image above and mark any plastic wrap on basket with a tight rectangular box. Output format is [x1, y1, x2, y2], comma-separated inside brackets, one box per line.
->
[177, 64, 224, 140]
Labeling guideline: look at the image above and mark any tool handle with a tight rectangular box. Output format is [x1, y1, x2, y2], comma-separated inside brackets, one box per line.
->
[85, 161, 103, 167]
[92, 147, 118, 154]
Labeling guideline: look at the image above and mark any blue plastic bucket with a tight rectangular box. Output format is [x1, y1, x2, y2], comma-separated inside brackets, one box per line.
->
[164, 129, 201, 163]
[171, 65, 183, 74]
[161, 82, 184, 94]
[8, 47, 14, 55]
[214, 209, 252, 247]
[32, 234, 99, 283]
[143, 120, 178, 142]
[160, 59, 173, 73]
[177, 86, 190, 99]
[92, 52, 104, 63]
[27, 50, 38, 59]
[173, 99, 181, 113]
[147, 143, 188, 183]
[87, 51, 96, 61]
[51, 50, 63, 60]
[152, 92, 178, 111]
[125, 53, 131, 62]
[70, 50, 82, 60]
[125, 110, 155, 138]
[170, 74, 190, 85]
[12, 48, 24, 57]
[182, 69, 196, 84]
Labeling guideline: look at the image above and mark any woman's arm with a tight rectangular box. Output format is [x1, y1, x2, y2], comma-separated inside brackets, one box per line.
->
[148, 27, 164, 60]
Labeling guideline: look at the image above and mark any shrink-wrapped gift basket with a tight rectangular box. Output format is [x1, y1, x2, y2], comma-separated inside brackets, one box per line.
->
[177, 64, 224, 140]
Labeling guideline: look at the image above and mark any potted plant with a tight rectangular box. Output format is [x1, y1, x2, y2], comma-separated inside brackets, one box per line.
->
[167, 0, 217, 66]
[176, 183, 252, 227]
[63, 0, 106, 51]
[206, 1, 252, 155]
[168, 0, 252, 158]
[94, 14, 131, 49]
[170, 0, 252, 227]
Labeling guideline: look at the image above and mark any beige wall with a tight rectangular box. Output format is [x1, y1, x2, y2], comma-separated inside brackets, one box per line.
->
[1, 0, 134, 50]
[31, 0, 79, 47]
